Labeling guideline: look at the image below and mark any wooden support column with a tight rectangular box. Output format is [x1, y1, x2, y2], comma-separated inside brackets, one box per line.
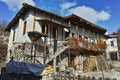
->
[89, 30, 90, 38]
[83, 28, 84, 36]
[76, 25, 78, 39]
[117, 52, 120, 60]
[50, 25, 52, 47]
[82, 28, 85, 47]
[56, 27, 58, 39]
[44, 24, 47, 64]
[61, 20, 63, 41]
[62, 27, 63, 41]
[68, 21, 71, 68]
[33, 10, 36, 31]
[68, 21, 71, 33]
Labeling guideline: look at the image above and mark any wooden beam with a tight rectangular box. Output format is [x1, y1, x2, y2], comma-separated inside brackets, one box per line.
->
[76, 25, 78, 39]
[50, 24, 52, 47]
[68, 21, 71, 68]
[83, 28, 84, 36]
[33, 10, 36, 31]
[62, 27, 63, 41]
[43, 24, 47, 64]
[45, 24, 47, 34]
[56, 27, 58, 39]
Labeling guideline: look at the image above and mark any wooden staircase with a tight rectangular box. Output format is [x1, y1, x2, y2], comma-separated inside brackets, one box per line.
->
[45, 41, 69, 64]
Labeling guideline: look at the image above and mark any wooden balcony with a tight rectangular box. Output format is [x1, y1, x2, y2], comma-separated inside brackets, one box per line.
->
[66, 38, 106, 54]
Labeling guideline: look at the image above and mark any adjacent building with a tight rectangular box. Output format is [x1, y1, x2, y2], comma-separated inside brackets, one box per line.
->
[106, 34, 120, 60]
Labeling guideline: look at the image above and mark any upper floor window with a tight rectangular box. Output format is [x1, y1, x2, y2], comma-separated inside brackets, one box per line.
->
[72, 33, 74, 38]
[23, 21, 27, 35]
[13, 31, 15, 41]
[42, 23, 48, 34]
[111, 41, 114, 46]
[65, 32, 69, 38]
[53, 26, 58, 38]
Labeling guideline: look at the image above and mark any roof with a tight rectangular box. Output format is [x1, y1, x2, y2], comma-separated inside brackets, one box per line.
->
[5, 3, 106, 34]
[64, 14, 107, 34]
[108, 34, 120, 38]
[5, 3, 64, 31]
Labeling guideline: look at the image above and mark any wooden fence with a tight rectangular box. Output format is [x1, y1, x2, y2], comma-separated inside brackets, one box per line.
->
[42, 74, 117, 80]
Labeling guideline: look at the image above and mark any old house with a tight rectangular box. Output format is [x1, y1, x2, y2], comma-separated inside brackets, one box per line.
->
[5, 3, 107, 72]
[106, 34, 120, 60]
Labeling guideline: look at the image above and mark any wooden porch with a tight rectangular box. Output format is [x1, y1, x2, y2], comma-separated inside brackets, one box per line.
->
[64, 37, 106, 55]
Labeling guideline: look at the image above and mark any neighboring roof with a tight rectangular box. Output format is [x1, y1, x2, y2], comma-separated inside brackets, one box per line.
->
[64, 14, 107, 34]
[108, 34, 120, 38]
[5, 3, 64, 31]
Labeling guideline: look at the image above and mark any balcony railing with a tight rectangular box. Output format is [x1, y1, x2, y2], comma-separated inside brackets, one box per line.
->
[68, 38, 106, 52]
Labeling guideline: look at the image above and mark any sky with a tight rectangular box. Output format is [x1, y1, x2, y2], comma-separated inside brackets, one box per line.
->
[0, 0, 120, 34]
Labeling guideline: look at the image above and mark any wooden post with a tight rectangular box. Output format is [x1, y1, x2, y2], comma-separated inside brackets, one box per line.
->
[33, 10, 36, 31]
[50, 24, 52, 47]
[117, 52, 119, 60]
[62, 27, 63, 41]
[56, 27, 58, 39]
[68, 21, 71, 80]
[68, 21, 71, 67]
[34, 44, 36, 63]
[83, 28, 85, 48]
[76, 25, 78, 39]
[31, 43, 33, 62]
[44, 24, 47, 64]
[53, 39, 57, 76]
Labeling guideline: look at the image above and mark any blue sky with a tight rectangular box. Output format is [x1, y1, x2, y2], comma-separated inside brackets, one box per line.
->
[0, 0, 120, 34]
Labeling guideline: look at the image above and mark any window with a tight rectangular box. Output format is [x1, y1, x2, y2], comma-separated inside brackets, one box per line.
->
[111, 41, 114, 46]
[13, 31, 15, 41]
[53, 27, 58, 38]
[65, 32, 69, 38]
[72, 33, 74, 38]
[23, 21, 26, 35]
[42, 23, 48, 34]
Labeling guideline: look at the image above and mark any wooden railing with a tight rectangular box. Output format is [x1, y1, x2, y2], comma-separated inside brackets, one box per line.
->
[69, 38, 106, 52]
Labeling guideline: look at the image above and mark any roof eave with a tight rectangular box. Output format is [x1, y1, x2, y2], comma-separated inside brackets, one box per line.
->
[5, 3, 64, 32]
[64, 14, 107, 34]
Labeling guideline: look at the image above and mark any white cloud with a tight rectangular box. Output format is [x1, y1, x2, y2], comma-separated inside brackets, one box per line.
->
[60, 1, 77, 16]
[68, 5, 111, 23]
[0, 0, 35, 11]
[61, 2, 77, 10]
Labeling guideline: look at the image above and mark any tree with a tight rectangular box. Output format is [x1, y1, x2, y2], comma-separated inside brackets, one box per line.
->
[0, 20, 9, 36]
[0, 20, 8, 28]
[112, 26, 120, 35]
[117, 26, 120, 34]
[0, 20, 8, 65]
